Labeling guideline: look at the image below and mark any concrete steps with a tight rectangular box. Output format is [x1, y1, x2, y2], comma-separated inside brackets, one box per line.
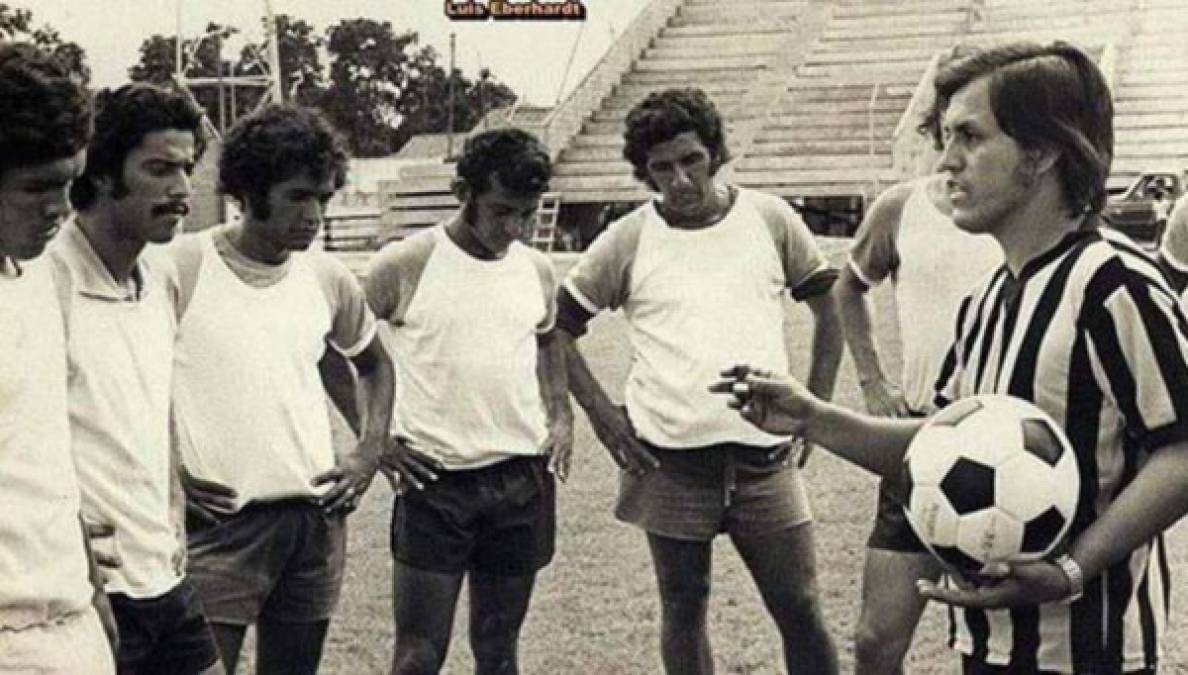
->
[620, 67, 763, 86]
[660, 23, 793, 37]
[552, 0, 956, 204]
[736, 153, 894, 171]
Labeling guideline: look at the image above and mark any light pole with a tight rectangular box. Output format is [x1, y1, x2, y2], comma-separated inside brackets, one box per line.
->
[479, 67, 490, 129]
[446, 33, 456, 161]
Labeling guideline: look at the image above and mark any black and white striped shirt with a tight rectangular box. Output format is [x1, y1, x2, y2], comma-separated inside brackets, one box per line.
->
[934, 225, 1188, 673]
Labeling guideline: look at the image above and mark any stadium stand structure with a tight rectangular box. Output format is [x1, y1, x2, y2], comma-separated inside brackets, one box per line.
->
[329, 0, 1188, 273]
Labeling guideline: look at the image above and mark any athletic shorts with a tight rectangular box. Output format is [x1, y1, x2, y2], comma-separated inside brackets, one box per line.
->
[960, 654, 1155, 674]
[866, 475, 929, 552]
[186, 498, 346, 625]
[615, 440, 812, 542]
[0, 607, 115, 674]
[390, 455, 555, 577]
[868, 410, 929, 553]
[109, 578, 220, 675]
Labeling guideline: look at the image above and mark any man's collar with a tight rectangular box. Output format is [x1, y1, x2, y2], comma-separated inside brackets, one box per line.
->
[58, 218, 148, 301]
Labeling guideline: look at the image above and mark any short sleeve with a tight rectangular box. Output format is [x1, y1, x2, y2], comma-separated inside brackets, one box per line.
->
[364, 244, 403, 321]
[1082, 259, 1188, 451]
[311, 253, 378, 359]
[557, 210, 644, 336]
[848, 183, 912, 287]
[562, 209, 644, 313]
[750, 190, 836, 300]
[363, 230, 438, 326]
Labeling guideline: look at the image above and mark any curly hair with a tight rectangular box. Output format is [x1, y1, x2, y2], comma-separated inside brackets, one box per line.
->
[70, 83, 207, 210]
[0, 42, 93, 178]
[456, 128, 551, 197]
[218, 104, 350, 219]
[622, 88, 730, 190]
[925, 41, 1113, 216]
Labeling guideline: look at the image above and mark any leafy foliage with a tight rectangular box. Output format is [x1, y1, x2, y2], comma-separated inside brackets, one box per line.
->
[0, 3, 90, 82]
[127, 13, 519, 156]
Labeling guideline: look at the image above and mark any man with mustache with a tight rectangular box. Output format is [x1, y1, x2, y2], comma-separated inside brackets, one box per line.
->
[0, 42, 116, 673]
[49, 83, 224, 675]
[558, 87, 843, 674]
[165, 104, 395, 675]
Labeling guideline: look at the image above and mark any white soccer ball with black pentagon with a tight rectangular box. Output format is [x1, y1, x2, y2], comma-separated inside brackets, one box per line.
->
[901, 394, 1079, 577]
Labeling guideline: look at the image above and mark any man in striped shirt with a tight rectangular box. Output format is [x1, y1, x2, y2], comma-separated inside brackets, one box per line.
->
[715, 41, 1188, 674]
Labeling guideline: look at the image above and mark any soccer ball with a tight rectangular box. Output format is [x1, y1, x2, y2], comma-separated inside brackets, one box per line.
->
[902, 394, 1080, 577]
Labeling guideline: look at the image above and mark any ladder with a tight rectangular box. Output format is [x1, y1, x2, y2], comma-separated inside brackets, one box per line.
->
[531, 192, 562, 252]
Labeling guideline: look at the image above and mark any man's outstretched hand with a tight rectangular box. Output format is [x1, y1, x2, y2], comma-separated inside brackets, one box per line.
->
[709, 365, 820, 437]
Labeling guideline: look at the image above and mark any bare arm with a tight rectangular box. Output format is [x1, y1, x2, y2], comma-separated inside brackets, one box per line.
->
[837, 182, 912, 416]
[537, 330, 575, 481]
[802, 289, 843, 402]
[836, 266, 910, 417]
[319, 346, 361, 437]
[80, 518, 118, 653]
[313, 335, 394, 512]
[560, 330, 659, 473]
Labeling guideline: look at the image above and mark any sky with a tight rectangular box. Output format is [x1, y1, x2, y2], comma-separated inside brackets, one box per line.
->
[28, 0, 646, 106]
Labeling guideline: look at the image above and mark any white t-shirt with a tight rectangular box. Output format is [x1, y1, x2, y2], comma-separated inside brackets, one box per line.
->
[49, 220, 182, 598]
[1159, 193, 1188, 304]
[564, 187, 835, 448]
[0, 257, 94, 629]
[166, 228, 377, 508]
[849, 179, 1001, 411]
[366, 226, 555, 469]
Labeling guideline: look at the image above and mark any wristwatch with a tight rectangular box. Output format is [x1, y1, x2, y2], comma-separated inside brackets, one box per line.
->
[1054, 554, 1084, 603]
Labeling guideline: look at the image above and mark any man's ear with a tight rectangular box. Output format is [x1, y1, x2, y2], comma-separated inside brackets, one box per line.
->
[1028, 145, 1061, 178]
[451, 177, 470, 204]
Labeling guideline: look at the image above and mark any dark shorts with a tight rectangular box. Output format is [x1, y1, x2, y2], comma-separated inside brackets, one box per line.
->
[961, 654, 1155, 674]
[868, 410, 929, 552]
[615, 440, 812, 542]
[186, 499, 346, 625]
[866, 475, 928, 552]
[391, 455, 555, 577]
[110, 578, 220, 675]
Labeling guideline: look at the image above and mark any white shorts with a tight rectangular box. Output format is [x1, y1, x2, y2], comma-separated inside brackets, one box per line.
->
[0, 607, 115, 674]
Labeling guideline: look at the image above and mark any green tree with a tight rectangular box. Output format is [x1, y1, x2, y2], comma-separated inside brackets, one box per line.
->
[318, 18, 435, 156]
[318, 19, 518, 157]
[0, 3, 90, 82]
[236, 14, 324, 111]
[405, 64, 517, 144]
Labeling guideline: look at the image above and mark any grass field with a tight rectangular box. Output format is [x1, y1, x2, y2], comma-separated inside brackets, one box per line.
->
[258, 244, 1186, 674]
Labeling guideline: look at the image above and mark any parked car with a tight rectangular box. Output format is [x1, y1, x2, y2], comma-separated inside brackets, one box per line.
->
[1103, 170, 1185, 244]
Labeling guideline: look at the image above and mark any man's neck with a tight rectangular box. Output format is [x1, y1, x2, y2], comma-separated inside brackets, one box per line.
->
[658, 183, 733, 230]
[228, 221, 289, 265]
[444, 211, 506, 260]
[995, 184, 1084, 276]
[76, 211, 145, 284]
